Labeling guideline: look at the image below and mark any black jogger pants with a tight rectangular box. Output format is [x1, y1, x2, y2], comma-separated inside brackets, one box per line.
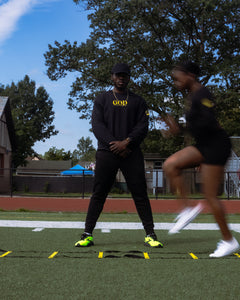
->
[84, 149, 154, 235]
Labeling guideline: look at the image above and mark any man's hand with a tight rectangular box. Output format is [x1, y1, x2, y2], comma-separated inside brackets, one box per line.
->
[109, 140, 128, 154]
[109, 138, 132, 158]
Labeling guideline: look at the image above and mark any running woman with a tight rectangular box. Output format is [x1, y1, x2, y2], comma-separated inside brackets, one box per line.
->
[163, 61, 239, 257]
[75, 63, 163, 248]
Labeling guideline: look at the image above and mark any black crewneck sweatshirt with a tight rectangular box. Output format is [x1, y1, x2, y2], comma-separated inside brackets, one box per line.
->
[92, 90, 149, 151]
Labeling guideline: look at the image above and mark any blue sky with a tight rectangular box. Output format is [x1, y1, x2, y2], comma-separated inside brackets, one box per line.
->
[0, 0, 97, 155]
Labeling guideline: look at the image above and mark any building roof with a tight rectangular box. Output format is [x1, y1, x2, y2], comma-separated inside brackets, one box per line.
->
[17, 160, 72, 175]
[0, 96, 16, 151]
[0, 96, 8, 118]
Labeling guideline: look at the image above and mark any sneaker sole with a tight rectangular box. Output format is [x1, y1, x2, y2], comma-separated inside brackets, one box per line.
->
[144, 242, 163, 248]
[75, 241, 94, 247]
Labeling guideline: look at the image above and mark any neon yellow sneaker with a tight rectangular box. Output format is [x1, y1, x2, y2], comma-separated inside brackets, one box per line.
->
[75, 233, 94, 247]
[144, 233, 163, 248]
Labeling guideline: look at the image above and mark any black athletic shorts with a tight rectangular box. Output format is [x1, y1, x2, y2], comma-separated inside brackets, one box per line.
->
[195, 130, 231, 166]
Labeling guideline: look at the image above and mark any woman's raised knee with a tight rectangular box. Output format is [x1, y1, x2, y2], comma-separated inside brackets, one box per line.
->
[163, 159, 179, 176]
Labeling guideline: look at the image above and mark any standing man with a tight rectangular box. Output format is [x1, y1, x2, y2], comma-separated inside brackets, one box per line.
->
[75, 63, 163, 248]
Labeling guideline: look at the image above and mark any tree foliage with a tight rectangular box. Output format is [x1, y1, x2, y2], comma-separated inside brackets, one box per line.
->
[72, 136, 96, 161]
[141, 129, 184, 158]
[44, 0, 240, 151]
[43, 147, 73, 161]
[0, 76, 58, 166]
[43, 137, 96, 163]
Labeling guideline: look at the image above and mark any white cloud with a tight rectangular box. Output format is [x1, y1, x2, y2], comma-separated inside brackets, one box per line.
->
[0, 0, 58, 45]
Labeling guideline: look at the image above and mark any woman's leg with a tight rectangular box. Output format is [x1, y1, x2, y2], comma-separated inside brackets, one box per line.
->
[201, 164, 232, 240]
[201, 164, 239, 257]
[163, 146, 204, 208]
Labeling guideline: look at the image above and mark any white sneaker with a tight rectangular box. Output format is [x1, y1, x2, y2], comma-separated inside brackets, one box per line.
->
[174, 207, 191, 221]
[168, 203, 203, 235]
[209, 237, 239, 258]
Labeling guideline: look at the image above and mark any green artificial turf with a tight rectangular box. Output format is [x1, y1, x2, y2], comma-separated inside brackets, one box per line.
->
[0, 211, 240, 223]
[0, 223, 240, 299]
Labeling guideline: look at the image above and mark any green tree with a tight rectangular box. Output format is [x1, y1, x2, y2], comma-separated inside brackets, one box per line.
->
[0, 75, 58, 166]
[43, 147, 73, 161]
[73, 136, 96, 161]
[213, 86, 240, 136]
[141, 129, 184, 158]
[44, 0, 240, 151]
[0, 84, 4, 94]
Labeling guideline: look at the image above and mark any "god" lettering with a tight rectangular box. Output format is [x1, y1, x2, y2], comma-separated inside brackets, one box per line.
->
[113, 100, 128, 106]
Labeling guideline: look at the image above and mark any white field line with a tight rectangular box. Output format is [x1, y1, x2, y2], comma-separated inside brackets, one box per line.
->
[0, 220, 240, 233]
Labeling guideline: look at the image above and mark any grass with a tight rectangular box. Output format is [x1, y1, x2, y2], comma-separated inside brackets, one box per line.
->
[11, 191, 235, 200]
[0, 211, 240, 223]
[0, 212, 240, 299]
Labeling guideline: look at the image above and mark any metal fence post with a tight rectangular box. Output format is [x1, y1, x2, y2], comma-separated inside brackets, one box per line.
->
[82, 170, 85, 199]
[227, 172, 230, 200]
[10, 167, 13, 197]
[156, 170, 158, 200]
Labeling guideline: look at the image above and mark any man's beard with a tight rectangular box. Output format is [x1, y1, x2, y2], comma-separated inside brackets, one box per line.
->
[115, 83, 127, 92]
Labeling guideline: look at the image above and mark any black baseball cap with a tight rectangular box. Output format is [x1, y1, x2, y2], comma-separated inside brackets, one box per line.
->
[111, 63, 131, 76]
